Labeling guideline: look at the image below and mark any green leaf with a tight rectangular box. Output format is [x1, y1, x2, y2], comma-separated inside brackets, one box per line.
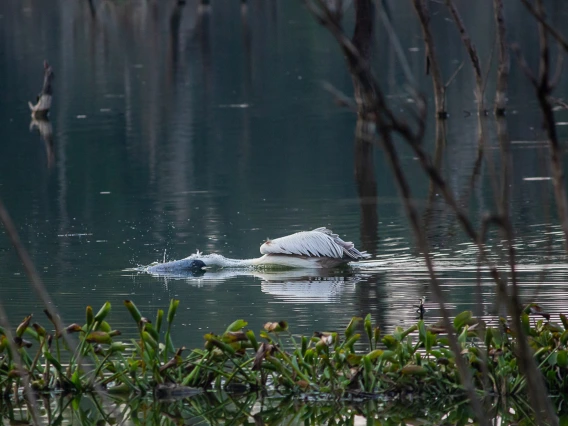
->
[86, 331, 112, 344]
[558, 350, 568, 368]
[343, 333, 361, 352]
[144, 323, 160, 343]
[225, 320, 248, 334]
[71, 370, 82, 390]
[458, 327, 468, 345]
[521, 313, 530, 335]
[94, 302, 111, 323]
[426, 331, 437, 352]
[142, 331, 158, 352]
[167, 299, 180, 324]
[562, 331, 568, 346]
[86, 306, 94, 328]
[382, 335, 399, 350]
[485, 327, 494, 348]
[453, 311, 472, 330]
[364, 314, 373, 344]
[246, 330, 259, 352]
[345, 317, 362, 341]
[560, 314, 568, 331]
[366, 349, 383, 361]
[155, 309, 164, 334]
[44, 352, 63, 374]
[124, 300, 142, 324]
[418, 320, 427, 344]
[401, 365, 427, 376]
[380, 350, 397, 363]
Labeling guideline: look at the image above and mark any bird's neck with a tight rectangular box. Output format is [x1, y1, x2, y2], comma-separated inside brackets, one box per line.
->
[219, 257, 262, 267]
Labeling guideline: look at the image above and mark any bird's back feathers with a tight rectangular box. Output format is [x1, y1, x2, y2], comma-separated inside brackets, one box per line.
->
[260, 227, 369, 260]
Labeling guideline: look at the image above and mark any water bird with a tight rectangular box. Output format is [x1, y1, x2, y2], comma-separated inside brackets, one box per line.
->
[147, 227, 369, 273]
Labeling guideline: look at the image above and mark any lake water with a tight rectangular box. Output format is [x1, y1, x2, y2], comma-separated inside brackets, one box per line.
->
[1, 0, 568, 350]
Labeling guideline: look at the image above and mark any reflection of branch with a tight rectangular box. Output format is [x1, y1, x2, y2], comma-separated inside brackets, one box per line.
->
[411, 0, 446, 118]
[445, 0, 484, 110]
[354, 119, 378, 255]
[493, 0, 509, 115]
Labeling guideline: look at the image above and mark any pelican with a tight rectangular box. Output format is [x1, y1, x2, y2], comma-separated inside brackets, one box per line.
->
[146, 227, 369, 273]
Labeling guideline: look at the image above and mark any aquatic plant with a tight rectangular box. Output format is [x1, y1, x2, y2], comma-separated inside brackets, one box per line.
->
[0, 299, 567, 423]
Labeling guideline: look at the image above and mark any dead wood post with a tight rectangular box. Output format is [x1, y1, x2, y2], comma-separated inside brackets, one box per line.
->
[412, 0, 447, 118]
[493, 0, 509, 115]
[28, 61, 54, 118]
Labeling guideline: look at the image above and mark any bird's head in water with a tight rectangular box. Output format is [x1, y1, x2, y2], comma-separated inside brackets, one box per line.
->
[189, 259, 206, 270]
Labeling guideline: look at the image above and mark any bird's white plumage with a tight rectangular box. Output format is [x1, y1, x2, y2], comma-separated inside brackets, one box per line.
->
[260, 227, 368, 260]
[147, 227, 369, 271]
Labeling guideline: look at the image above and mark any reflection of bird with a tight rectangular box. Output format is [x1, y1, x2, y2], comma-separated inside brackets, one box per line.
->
[147, 227, 369, 273]
[29, 118, 55, 168]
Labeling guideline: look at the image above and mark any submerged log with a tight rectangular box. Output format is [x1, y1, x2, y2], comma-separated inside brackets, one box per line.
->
[28, 61, 54, 118]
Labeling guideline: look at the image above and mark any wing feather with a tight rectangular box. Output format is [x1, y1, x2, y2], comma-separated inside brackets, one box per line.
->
[260, 228, 369, 260]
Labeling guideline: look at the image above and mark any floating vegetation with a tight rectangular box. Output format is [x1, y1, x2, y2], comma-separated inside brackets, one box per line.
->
[1, 300, 568, 423]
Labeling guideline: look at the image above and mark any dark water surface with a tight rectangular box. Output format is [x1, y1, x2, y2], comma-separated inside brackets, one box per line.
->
[1, 0, 568, 349]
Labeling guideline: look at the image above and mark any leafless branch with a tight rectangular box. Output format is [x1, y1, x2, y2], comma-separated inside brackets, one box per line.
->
[550, 43, 564, 90]
[520, 0, 568, 52]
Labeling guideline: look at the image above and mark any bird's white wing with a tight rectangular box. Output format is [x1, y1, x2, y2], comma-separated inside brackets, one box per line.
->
[260, 228, 369, 260]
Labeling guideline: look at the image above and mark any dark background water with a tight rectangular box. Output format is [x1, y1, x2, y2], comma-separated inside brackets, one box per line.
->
[1, 0, 568, 347]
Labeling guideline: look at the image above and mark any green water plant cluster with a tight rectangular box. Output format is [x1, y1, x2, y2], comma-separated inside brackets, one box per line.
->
[0, 299, 567, 417]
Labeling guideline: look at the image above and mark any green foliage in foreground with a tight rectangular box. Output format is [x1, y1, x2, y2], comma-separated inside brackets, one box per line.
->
[0, 300, 568, 417]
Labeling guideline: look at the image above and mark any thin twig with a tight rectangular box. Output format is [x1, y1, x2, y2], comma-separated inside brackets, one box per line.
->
[444, 61, 464, 89]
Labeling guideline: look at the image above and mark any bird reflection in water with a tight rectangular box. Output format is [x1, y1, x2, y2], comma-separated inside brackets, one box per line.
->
[29, 118, 55, 168]
[144, 267, 361, 303]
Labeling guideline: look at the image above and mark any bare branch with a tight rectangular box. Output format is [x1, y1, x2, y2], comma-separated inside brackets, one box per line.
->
[511, 44, 538, 87]
[520, 0, 568, 52]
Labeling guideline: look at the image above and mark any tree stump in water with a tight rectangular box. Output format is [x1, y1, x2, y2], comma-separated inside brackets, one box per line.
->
[28, 61, 54, 118]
